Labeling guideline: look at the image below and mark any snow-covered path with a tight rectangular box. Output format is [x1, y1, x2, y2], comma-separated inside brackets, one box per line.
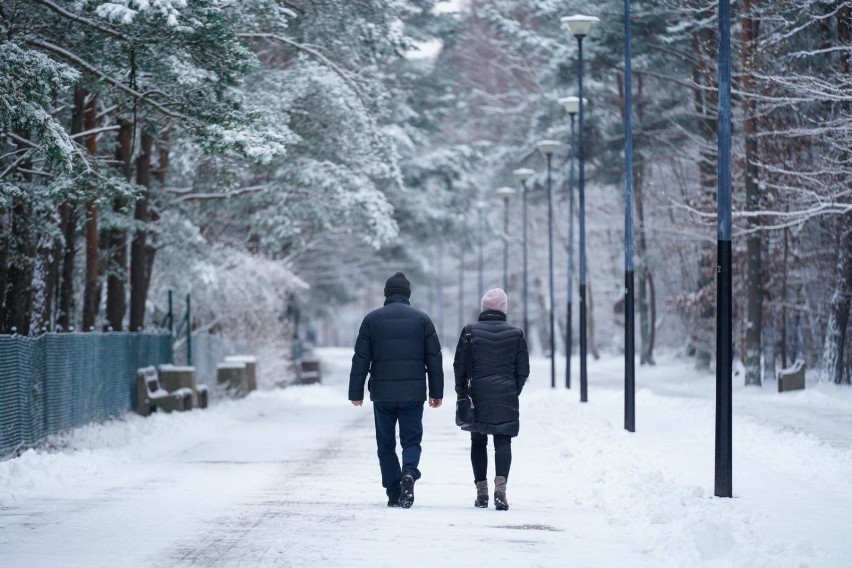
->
[1, 348, 851, 567]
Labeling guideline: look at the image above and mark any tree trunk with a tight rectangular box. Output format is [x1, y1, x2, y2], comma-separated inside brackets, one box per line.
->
[56, 201, 76, 331]
[129, 131, 153, 331]
[3, 200, 35, 335]
[634, 144, 655, 365]
[742, 0, 763, 386]
[105, 119, 133, 331]
[140, 133, 169, 316]
[822, 213, 852, 383]
[587, 280, 599, 360]
[0, 208, 8, 315]
[81, 91, 100, 332]
[56, 88, 87, 332]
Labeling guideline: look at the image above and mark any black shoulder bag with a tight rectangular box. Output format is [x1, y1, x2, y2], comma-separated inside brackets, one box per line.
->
[455, 326, 476, 429]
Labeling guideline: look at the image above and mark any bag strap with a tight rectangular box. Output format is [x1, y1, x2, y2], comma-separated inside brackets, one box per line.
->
[463, 325, 475, 408]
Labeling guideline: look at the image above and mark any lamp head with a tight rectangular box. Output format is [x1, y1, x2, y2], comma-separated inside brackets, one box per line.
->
[559, 96, 587, 115]
[475, 200, 487, 211]
[561, 14, 600, 39]
[512, 168, 535, 182]
[496, 186, 516, 199]
[536, 140, 562, 155]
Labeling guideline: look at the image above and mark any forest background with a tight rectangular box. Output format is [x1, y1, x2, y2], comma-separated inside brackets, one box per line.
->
[1, 0, 849, 385]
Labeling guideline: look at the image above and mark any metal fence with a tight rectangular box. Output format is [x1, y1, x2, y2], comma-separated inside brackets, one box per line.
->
[0, 332, 172, 458]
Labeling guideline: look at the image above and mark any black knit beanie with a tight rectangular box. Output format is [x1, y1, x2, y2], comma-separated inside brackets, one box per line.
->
[384, 272, 411, 298]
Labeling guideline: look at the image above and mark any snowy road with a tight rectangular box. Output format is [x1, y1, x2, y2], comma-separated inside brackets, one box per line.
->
[1, 348, 851, 567]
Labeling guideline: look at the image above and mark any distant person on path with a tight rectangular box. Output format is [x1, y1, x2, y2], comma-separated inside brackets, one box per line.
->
[454, 288, 529, 511]
[349, 272, 444, 508]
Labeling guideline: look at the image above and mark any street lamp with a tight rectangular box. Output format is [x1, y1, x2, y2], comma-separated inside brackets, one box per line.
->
[496, 186, 516, 292]
[563, 13, 599, 404]
[623, 0, 636, 432]
[715, 0, 734, 499]
[513, 167, 535, 337]
[476, 200, 487, 309]
[537, 139, 562, 389]
[559, 96, 582, 390]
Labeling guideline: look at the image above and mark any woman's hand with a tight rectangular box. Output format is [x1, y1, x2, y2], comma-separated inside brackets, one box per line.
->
[429, 398, 442, 408]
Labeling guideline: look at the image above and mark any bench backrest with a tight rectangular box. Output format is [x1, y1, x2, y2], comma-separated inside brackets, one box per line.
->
[138, 366, 161, 394]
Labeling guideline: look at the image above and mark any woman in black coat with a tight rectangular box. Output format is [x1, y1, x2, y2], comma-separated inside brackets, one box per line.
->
[453, 288, 530, 510]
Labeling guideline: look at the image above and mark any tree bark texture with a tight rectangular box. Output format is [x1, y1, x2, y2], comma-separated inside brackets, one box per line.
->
[105, 118, 133, 331]
[129, 131, 153, 331]
[81, 91, 100, 332]
[819, 6, 851, 383]
[742, 0, 763, 386]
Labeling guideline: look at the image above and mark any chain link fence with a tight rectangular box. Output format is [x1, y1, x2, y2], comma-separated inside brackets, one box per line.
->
[0, 332, 172, 459]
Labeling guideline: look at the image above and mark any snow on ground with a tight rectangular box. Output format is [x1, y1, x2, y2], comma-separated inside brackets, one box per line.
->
[1, 347, 851, 567]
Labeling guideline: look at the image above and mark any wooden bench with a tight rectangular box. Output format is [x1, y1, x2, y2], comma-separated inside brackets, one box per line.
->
[778, 360, 806, 392]
[217, 361, 250, 397]
[224, 355, 257, 392]
[158, 364, 209, 409]
[295, 358, 322, 385]
[135, 366, 193, 416]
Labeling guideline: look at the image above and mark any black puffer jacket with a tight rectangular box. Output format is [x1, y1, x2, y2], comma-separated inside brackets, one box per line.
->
[453, 310, 530, 437]
[349, 295, 444, 402]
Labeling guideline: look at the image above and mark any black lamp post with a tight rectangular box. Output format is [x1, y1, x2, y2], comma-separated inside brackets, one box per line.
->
[715, 0, 733, 499]
[623, 0, 636, 432]
[563, 13, 599, 403]
[476, 200, 486, 308]
[537, 139, 562, 389]
[559, 96, 581, 390]
[496, 186, 517, 292]
[513, 168, 535, 337]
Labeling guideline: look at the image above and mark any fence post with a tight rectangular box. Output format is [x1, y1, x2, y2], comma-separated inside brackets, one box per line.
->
[168, 290, 174, 335]
[186, 293, 192, 366]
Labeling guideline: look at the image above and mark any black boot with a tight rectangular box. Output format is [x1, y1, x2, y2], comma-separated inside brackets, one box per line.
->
[399, 474, 415, 509]
[494, 476, 508, 511]
[474, 480, 489, 508]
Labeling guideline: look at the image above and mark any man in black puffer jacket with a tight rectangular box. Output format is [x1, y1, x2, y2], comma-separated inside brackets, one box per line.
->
[349, 272, 443, 509]
[453, 288, 529, 511]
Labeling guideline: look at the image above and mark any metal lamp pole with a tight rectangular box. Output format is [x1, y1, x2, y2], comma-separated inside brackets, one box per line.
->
[513, 168, 535, 337]
[715, 0, 733, 498]
[538, 140, 562, 389]
[623, 0, 636, 432]
[559, 97, 581, 390]
[563, 14, 599, 403]
[458, 242, 465, 330]
[476, 200, 486, 308]
[496, 186, 517, 292]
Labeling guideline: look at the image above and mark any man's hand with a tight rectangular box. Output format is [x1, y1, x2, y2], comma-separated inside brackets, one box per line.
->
[429, 398, 442, 408]
[351, 400, 363, 407]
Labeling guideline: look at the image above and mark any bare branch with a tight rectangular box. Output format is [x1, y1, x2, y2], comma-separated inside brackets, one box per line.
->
[31, 0, 128, 40]
[237, 32, 362, 96]
[24, 37, 189, 121]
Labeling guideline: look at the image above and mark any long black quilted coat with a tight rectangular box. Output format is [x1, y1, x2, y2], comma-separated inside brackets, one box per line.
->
[349, 295, 444, 402]
[453, 310, 530, 437]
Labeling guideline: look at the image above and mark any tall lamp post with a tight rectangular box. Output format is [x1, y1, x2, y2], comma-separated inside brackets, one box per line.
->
[458, 240, 465, 331]
[537, 139, 562, 389]
[623, 0, 636, 433]
[513, 168, 535, 337]
[496, 186, 516, 292]
[715, 0, 733, 499]
[559, 96, 581, 390]
[563, 13, 599, 403]
[476, 200, 486, 306]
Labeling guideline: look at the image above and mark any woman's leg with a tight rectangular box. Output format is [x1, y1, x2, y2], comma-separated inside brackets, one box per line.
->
[470, 432, 488, 482]
[493, 435, 512, 479]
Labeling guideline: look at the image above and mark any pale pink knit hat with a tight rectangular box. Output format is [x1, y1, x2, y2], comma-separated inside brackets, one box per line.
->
[481, 288, 508, 314]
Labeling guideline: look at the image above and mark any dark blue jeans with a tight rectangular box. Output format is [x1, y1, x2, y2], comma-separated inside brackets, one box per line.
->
[373, 401, 424, 498]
